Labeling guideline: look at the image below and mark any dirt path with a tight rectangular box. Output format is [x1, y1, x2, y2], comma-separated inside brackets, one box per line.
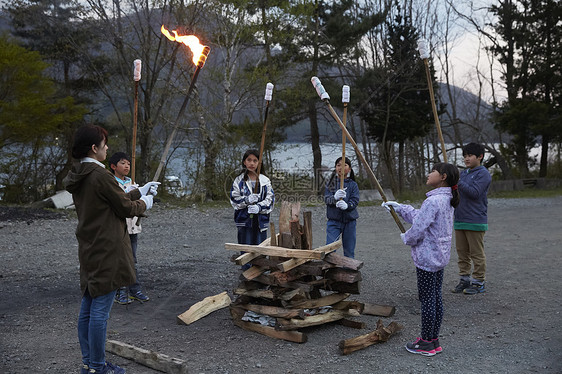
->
[1, 196, 561, 373]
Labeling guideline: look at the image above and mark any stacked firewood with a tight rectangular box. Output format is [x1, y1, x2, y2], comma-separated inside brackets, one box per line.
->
[225, 202, 372, 343]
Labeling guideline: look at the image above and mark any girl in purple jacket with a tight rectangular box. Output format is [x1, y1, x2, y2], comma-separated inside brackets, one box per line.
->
[382, 162, 459, 357]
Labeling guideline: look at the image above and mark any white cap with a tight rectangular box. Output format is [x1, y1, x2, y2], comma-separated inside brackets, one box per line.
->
[417, 39, 430, 59]
[133, 59, 142, 81]
[342, 85, 350, 103]
[265, 83, 274, 101]
[311, 76, 330, 100]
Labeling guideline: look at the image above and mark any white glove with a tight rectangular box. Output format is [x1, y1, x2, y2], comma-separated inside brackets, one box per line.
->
[334, 188, 346, 200]
[125, 183, 139, 193]
[139, 181, 160, 196]
[400, 233, 406, 243]
[336, 200, 348, 210]
[247, 194, 259, 204]
[140, 195, 153, 210]
[381, 201, 400, 213]
[248, 204, 260, 214]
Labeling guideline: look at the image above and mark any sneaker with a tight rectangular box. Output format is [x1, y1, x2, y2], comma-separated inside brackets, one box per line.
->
[405, 337, 436, 356]
[130, 290, 149, 302]
[464, 281, 485, 295]
[89, 362, 126, 374]
[81, 364, 90, 374]
[114, 288, 132, 305]
[451, 279, 471, 293]
[432, 339, 442, 354]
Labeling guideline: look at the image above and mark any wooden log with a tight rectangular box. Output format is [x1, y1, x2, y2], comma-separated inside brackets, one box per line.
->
[332, 300, 364, 314]
[302, 211, 312, 249]
[278, 232, 293, 248]
[237, 303, 305, 319]
[338, 320, 403, 355]
[284, 292, 349, 309]
[290, 219, 302, 249]
[276, 239, 342, 272]
[177, 291, 231, 325]
[275, 309, 351, 331]
[326, 281, 360, 294]
[278, 201, 292, 234]
[106, 340, 188, 374]
[233, 236, 271, 265]
[230, 306, 307, 343]
[362, 303, 396, 317]
[241, 265, 267, 280]
[291, 202, 301, 221]
[269, 222, 277, 246]
[234, 287, 303, 301]
[324, 252, 363, 271]
[324, 268, 362, 283]
[225, 243, 331, 260]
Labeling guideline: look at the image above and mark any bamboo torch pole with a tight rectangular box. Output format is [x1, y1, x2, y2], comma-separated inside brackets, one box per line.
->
[254, 83, 274, 193]
[152, 46, 211, 182]
[311, 77, 405, 233]
[417, 39, 447, 163]
[132, 59, 141, 183]
[340, 85, 350, 191]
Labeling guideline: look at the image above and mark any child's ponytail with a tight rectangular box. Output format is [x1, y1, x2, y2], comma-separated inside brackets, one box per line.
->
[433, 162, 460, 208]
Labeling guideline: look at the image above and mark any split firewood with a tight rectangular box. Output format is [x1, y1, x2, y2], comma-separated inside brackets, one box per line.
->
[338, 319, 403, 355]
[283, 292, 350, 309]
[275, 309, 353, 331]
[327, 281, 360, 294]
[230, 306, 307, 343]
[269, 222, 277, 246]
[236, 303, 305, 319]
[361, 303, 396, 317]
[290, 219, 303, 249]
[276, 239, 342, 272]
[177, 291, 231, 325]
[106, 340, 188, 374]
[225, 243, 333, 260]
[332, 300, 364, 314]
[278, 201, 292, 234]
[241, 265, 267, 281]
[324, 268, 363, 283]
[302, 211, 312, 249]
[324, 252, 364, 271]
[337, 319, 366, 329]
[233, 235, 272, 265]
[234, 287, 304, 301]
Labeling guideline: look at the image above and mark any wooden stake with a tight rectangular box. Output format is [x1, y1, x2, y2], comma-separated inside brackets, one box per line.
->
[254, 83, 274, 193]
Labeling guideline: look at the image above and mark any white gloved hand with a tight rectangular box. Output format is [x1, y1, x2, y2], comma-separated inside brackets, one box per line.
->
[400, 233, 406, 243]
[334, 188, 347, 200]
[140, 195, 153, 210]
[247, 194, 259, 204]
[248, 204, 260, 214]
[139, 181, 160, 196]
[381, 201, 400, 213]
[125, 183, 139, 193]
[336, 200, 348, 210]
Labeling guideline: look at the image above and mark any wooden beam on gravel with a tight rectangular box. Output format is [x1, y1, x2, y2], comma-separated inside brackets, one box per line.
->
[106, 340, 189, 374]
[338, 320, 403, 355]
[177, 291, 231, 325]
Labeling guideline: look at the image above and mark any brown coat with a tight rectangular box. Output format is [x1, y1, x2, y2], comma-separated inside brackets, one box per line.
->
[64, 161, 147, 298]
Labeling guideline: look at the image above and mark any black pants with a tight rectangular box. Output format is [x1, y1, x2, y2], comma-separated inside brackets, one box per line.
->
[416, 267, 444, 341]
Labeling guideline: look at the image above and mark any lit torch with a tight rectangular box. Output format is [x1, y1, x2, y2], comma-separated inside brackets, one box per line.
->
[311, 77, 405, 233]
[153, 25, 211, 182]
[417, 39, 447, 163]
[254, 82, 274, 194]
[132, 59, 141, 183]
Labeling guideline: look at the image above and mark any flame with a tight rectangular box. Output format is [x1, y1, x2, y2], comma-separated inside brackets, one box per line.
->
[161, 25, 207, 66]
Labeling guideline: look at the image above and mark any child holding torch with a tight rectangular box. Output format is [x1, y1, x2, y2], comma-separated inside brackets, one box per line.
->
[382, 162, 460, 356]
[230, 149, 275, 255]
[324, 157, 359, 258]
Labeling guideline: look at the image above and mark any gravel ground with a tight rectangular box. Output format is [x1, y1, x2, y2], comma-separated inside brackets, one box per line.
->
[1, 196, 561, 374]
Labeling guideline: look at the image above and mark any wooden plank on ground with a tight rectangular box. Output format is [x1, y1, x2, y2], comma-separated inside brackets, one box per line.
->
[225, 243, 330, 260]
[338, 320, 403, 355]
[177, 291, 231, 325]
[362, 303, 396, 317]
[106, 340, 188, 374]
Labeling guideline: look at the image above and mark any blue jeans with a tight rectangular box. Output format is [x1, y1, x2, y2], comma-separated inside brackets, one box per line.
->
[326, 219, 356, 258]
[78, 289, 116, 371]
